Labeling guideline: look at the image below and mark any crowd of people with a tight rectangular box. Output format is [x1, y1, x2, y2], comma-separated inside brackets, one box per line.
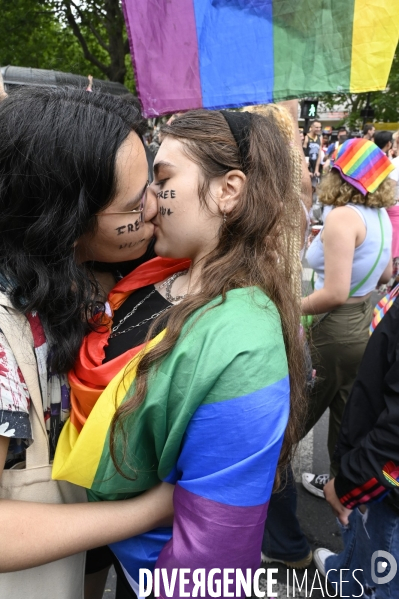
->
[0, 82, 398, 599]
[300, 118, 399, 595]
[304, 119, 399, 288]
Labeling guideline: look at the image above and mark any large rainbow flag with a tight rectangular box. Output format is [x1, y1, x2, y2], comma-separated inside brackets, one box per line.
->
[123, 0, 399, 117]
[53, 287, 290, 595]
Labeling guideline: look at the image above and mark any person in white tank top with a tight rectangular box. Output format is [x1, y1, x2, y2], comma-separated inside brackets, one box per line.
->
[300, 138, 395, 499]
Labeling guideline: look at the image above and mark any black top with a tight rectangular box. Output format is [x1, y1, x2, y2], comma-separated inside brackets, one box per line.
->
[334, 297, 399, 512]
[305, 134, 321, 170]
[103, 283, 171, 363]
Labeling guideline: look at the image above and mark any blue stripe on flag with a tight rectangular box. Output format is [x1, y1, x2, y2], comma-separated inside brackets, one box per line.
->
[109, 527, 173, 583]
[193, 0, 274, 109]
[176, 375, 290, 506]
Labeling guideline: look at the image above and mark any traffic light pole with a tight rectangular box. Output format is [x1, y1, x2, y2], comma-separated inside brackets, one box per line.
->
[362, 92, 371, 128]
[304, 117, 310, 135]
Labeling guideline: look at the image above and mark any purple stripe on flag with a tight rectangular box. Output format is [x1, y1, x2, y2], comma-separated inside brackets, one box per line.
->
[122, 0, 203, 117]
[156, 484, 268, 598]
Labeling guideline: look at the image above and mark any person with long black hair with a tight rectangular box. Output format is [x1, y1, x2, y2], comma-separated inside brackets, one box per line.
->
[0, 87, 173, 598]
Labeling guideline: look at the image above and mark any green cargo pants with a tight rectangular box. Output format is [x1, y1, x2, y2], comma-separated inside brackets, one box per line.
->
[305, 299, 373, 477]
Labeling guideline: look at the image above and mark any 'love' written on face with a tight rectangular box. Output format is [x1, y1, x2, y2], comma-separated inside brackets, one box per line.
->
[156, 190, 176, 199]
[119, 240, 142, 250]
[115, 221, 141, 236]
[159, 206, 173, 216]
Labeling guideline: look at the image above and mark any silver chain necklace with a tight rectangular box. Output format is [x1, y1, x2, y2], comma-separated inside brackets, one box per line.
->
[164, 269, 189, 302]
[109, 270, 188, 339]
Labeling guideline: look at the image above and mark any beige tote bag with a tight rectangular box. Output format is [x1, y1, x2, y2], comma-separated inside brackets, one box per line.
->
[0, 295, 86, 599]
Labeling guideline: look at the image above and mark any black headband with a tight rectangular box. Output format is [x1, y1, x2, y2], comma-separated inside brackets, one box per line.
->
[220, 110, 252, 173]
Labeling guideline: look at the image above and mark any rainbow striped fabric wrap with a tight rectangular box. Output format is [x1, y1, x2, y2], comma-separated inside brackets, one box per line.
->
[370, 285, 399, 335]
[333, 139, 395, 195]
[382, 461, 399, 488]
[53, 288, 290, 593]
[122, 0, 399, 117]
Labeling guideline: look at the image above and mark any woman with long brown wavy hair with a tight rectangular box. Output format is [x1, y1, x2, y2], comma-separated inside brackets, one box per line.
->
[54, 108, 306, 598]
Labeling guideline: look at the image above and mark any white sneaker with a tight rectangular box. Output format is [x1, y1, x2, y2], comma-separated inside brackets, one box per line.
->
[302, 472, 329, 498]
[313, 548, 336, 576]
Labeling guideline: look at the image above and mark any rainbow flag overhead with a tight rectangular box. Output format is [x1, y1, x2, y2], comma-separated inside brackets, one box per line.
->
[123, 0, 399, 117]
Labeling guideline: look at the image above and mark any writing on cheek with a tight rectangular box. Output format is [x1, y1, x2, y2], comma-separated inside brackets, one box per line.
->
[156, 190, 176, 200]
[159, 206, 173, 216]
[115, 220, 140, 235]
[119, 240, 143, 250]
[127, 220, 140, 233]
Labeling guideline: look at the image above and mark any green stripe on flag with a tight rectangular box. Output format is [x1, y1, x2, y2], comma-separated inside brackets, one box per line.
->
[88, 288, 289, 497]
[272, 0, 355, 101]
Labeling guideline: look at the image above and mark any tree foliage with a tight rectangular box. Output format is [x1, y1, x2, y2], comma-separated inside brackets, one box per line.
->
[0, 0, 134, 90]
[317, 45, 399, 127]
[51, 0, 131, 84]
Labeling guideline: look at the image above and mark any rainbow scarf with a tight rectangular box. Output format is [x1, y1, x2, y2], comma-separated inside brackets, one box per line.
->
[68, 257, 190, 436]
[369, 285, 399, 335]
[383, 461, 399, 488]
[333, 138, 395, 195]
[122, 0, 399, 116]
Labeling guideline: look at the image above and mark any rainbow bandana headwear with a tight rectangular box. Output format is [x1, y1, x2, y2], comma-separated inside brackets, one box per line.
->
[332, 138, 395, 195]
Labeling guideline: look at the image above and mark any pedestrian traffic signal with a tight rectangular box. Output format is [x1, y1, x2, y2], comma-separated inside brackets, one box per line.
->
[301, 99, 319, 119]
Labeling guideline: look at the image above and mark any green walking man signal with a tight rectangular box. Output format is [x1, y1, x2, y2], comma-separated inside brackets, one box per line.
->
[300, 99, 319, 119]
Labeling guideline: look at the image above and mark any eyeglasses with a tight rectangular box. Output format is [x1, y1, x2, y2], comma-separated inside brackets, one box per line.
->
[96, 182, 149, 223]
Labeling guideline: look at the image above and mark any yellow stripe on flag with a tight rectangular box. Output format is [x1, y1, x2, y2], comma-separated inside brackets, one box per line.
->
[52, 331, 166, 488]
[350, 0, 399, 93]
